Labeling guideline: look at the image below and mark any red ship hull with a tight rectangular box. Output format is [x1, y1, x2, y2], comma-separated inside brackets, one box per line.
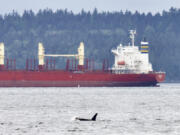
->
[0, 70, 165, 87]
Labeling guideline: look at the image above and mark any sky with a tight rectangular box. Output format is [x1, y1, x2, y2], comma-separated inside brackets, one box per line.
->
[0, 0, 180, 15]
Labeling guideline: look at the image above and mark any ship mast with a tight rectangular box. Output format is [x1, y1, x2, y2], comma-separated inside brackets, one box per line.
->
[129, 30, 136, 47]
[0, 43, 5, 70]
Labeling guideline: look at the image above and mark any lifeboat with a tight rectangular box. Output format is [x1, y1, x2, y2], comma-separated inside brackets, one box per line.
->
[117, 61, 125, 65]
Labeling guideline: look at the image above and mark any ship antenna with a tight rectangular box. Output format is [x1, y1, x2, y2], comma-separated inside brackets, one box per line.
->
[129, 30, 136, 47]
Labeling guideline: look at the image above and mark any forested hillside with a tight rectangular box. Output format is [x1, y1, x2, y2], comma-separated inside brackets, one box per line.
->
[0, 8, 180, 81]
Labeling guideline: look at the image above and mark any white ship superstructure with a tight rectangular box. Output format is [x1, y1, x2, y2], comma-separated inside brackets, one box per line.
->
[111, 30, 152, 74]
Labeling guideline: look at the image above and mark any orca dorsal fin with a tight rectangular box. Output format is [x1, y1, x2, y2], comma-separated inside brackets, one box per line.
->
[91, 113, 98, 121]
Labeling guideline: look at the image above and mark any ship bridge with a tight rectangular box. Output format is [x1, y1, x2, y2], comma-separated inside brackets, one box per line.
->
[111, 30, 152, 74]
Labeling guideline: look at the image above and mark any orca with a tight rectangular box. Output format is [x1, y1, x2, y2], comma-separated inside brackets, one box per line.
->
[75, 113, 98, 121]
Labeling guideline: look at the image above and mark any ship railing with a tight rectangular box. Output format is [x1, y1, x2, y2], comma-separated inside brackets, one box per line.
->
[149, 71, 166, 74]
[111, 69, 137, 74]
[111, 69, 162, 74]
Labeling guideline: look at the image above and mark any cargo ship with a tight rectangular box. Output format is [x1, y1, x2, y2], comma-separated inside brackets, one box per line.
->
[0, 30, 165, 87]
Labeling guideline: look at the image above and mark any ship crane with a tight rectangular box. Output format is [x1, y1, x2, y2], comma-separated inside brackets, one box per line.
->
[0, 43, 5, 70]
[38, 42, 84, 70]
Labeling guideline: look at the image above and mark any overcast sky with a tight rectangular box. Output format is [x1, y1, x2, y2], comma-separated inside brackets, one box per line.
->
[0, 0, 180, 15]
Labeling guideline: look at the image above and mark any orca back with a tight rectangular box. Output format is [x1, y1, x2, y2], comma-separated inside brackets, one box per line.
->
[91, 113, 98, 121]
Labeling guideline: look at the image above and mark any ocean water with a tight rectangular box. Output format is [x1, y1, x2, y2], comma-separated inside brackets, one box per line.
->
[0, 83, 180, 135]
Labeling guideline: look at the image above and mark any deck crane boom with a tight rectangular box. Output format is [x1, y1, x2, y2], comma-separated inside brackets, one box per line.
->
[38, 42, 84, 70]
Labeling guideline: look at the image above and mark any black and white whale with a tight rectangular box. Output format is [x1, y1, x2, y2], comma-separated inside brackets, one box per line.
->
[75, 113, 98, 121]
